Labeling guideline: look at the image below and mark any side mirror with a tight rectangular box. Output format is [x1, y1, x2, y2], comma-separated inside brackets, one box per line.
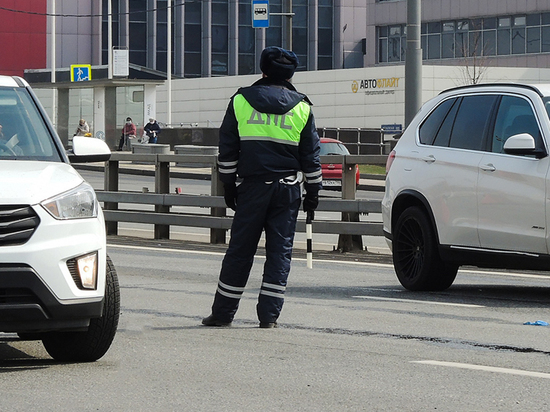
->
[68, 135, 111, 163]
[503, 133, 546, 158]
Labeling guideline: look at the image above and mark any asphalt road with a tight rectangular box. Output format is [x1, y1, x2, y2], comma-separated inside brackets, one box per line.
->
[2, 236, 550, 411]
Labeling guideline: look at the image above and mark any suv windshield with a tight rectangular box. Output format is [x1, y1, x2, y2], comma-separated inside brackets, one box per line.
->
[0, 87, 62, 162]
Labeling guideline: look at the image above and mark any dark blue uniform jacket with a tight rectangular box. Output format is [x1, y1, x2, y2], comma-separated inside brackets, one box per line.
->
[218, 77, 322, 195]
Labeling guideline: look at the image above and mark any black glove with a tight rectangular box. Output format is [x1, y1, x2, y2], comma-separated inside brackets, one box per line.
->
[224, 183, 237, 211]
[303, 192, 319, 213]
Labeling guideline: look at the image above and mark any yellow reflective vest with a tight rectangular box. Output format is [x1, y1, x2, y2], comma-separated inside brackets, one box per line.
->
[232, 94, 311, 147]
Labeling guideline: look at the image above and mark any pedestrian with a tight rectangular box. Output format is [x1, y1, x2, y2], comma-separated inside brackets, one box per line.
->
[74, 119, 90, 136]
[119, 117, 137, 151]
[143, 118, 161, 143]
[202, 46, 322, 328]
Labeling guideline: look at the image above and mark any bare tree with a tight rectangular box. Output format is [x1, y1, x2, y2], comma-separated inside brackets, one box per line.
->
[454, 22, 490, 85]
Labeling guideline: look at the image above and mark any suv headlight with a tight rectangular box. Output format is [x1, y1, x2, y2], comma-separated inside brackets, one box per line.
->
[41, 182, 98, 219]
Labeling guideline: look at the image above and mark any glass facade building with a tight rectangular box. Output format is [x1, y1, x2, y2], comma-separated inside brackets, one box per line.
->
[101, 0, 337, 78]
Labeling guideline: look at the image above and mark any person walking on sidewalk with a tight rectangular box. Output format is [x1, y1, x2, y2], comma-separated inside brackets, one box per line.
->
[202, 46, 322, 328]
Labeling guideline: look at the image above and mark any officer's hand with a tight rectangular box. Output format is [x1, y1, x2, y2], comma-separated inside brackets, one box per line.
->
[224, 183, 237, 211]
[303, 192, 319, 213]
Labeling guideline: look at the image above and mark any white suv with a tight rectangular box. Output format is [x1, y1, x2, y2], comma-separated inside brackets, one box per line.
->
[0, 76, 119, 361]
[383, 83, 550, 291]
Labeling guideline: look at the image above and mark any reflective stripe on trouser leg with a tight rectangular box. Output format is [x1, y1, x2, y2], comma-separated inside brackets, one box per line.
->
[256, 182, 301, 324]
[211, 180, 270, 322]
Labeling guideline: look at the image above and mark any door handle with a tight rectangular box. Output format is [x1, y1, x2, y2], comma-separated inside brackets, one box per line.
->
[421, 155, 436, 163]
[480, 163, 496, 172]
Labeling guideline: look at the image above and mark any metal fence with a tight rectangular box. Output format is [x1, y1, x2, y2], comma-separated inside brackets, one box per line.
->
[97, 152, 387, 247]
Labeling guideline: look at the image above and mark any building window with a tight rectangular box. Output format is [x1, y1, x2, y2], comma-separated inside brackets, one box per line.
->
[293, 0, 308, 70]
[212, 0, 229, 76]
[184, 1, 201, 77]
[377, 12, 550, 64]
[511, 16, 526, 54]
[388, 25, 402, 62]
[318, 0, 333, 70]
[266, 0, 282, 49]
[427, 22, 441, 59]
[238, 2, 255, 75]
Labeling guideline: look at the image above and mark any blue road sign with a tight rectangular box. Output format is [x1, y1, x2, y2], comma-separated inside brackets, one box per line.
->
[252, 0, 269, 28]
[70, 64, 92, 82]
[381, 124, 403, 134]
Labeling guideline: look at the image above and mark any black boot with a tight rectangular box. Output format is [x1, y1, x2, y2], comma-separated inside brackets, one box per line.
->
[201, 314, 232, 327]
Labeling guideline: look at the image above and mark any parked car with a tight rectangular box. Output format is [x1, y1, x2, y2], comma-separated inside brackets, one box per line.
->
[383, 83, 550, 291]
[0, 76, 119, 361]
[319, 137, 360, 190]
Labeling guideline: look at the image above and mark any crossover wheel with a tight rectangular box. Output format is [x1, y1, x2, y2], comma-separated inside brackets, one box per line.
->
[392, 206, 458, 291]
[42, 255, 120, 362]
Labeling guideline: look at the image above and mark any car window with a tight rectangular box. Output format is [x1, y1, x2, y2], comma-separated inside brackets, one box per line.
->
[418, 98, 458, 145]
[319, 142, 350, 155]
[433, 97, 460, 147]
[543, 97, 550, 120]
[448, 95, 498, 151]
[0, 87, 61, 161]
[492, 95, 542, 154]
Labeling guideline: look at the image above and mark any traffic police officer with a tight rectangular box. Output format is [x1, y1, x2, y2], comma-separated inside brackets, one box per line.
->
[202, 46, 322, 328]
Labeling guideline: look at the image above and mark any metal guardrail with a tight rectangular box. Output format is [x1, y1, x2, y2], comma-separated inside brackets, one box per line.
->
[99, 152, 386, 246]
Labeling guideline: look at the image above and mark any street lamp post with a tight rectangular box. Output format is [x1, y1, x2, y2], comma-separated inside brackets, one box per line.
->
[404, 0, 422, 128]
[167, 0, 172, 126]
[108, 0, 113, 79]
[51, 0, 56, 128]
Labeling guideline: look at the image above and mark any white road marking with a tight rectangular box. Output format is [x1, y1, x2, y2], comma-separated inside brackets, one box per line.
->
[108, 243, 226, 257]
[353, 295, 484, 308]
[459, 268, 549, 280]
[412, 360, 550, 379]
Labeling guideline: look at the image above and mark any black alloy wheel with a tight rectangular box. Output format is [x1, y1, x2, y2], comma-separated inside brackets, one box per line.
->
[392, 206, 457, 291]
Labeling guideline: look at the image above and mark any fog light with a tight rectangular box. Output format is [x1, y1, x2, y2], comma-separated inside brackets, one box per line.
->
[76, 253, 98, 290]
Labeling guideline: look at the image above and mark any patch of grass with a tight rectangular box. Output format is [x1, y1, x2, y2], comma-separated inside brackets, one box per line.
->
[359, 164, 386, 175]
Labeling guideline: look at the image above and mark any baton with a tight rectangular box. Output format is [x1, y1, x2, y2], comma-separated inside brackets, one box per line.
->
[306, 210, 314, 269]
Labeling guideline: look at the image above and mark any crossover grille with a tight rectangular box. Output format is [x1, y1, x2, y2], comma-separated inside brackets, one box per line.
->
[0, 205, 40, 246]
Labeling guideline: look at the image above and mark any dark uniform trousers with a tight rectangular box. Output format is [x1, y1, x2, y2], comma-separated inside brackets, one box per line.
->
[211, 177, 302, 324]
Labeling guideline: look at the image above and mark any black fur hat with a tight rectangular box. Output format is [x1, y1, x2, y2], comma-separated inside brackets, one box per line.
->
[260, 46, 299, 80]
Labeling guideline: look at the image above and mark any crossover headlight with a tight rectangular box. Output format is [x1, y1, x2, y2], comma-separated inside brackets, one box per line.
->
[41, 182, 98, 219]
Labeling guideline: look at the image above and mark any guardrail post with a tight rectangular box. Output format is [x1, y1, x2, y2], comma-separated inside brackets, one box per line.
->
[104, 159, 119, 235]
[154, 156, 170, 239]
[338, 157, 363, 252]
[210, 161, 227, 244]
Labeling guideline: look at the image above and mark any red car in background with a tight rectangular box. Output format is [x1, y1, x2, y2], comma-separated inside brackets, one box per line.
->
[319, 137, 360, 190]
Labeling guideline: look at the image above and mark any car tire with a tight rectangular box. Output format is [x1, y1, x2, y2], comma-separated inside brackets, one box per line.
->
[392, 206, 458, 291]
[42, 255, 120, 362]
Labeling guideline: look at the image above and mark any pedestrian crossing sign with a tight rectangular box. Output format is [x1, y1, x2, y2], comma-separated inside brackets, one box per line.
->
[70, 64, 92, 82]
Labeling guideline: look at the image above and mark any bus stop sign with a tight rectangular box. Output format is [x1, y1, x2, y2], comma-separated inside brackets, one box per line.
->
[252, 0, 269, 28]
